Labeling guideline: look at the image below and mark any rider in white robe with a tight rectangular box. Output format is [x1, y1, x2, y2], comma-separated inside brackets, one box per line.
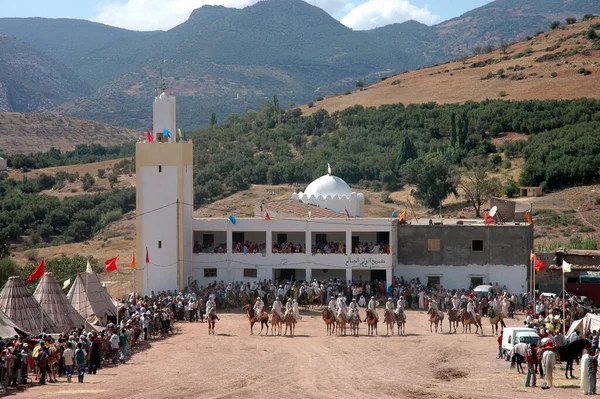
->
[368, 296, 378, 320]
[272, 297, 283, 318]
[337, 298, 348, 319]
[358, 295, 366, 307]
[253, 297, 264, 317]
[349, 298, 361, 321]
[467, 298, 477, 321]
[206, 295, 216, 314]
[385, 297, 395, 317]
[292, 300, 301, 321]
[328, 296, 337, 316]
[284, 299, 293, 318]
[395, 296, 405, 316]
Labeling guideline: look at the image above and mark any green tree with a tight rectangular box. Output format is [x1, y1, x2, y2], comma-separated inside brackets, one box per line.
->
[210, 112, 218, 126]
[565, 17, 576, 25]
[401, 154, 458, 209]
[0, 258, 20, 290]
[273, 94, 280, 123]
[81, 172, 95, 191]
[97, 168, 106, 178]
[379, 170, 398, 191]
[457, 111, 468, 148]
[0, 232, 13, 260]
[396, 134, 418, 171]
[459, 157, 502, 217]
[450, 112, 457, 148]
[550, 21, 560, 30]
[503, 179, 519, 198]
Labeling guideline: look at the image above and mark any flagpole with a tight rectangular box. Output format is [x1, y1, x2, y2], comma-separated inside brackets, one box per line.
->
[562, 267, 566, 336]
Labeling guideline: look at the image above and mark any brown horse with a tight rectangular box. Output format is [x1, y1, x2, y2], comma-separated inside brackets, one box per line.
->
[283, 314, 296, 336]
[460, 309, 483, 335]
[337, 313, 348, 336]
[427, 307, 444, 333]
[270, 311, 283, 336]
[365, 309, 378, 336]
[348, 312, 360, 336]
[384, 309, 396, 336]
[447, 308, 459, 333]
[395, 311, 406, 336]
[488, 309, 506, 335]
[322, 309, 337, 336]
[207, 310, 218, 335]
[242, 304, 269, 335]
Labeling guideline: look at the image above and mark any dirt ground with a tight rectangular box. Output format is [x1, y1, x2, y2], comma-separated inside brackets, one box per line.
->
[14, 309, 584, 399]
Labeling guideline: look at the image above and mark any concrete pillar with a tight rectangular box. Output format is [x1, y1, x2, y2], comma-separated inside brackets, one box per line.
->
[386, 267, 393, 290]
[346, 268, 352, 283]
[306, 224, 311, 255]
[306, 268, 312, 282]
[346, 230, 352, 255]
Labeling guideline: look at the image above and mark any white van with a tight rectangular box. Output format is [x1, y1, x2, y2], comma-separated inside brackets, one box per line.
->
[501, 327, 540, 360]
[473, 285, 494, 298]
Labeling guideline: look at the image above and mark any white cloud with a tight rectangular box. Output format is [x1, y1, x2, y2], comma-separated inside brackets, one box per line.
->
[340, 0, 439, 30]
[94, 0, 437, 31]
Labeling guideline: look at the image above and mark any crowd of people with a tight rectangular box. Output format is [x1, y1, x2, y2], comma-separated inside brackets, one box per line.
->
[193, 242, 227, 254]
[351, 242, 390, 255]
[193, 240, 391, 256]
[272, 242, 305, 254]
[232, 241, 267, 254]
[311, 242, 345, 254]
[0, 293, 178, 393]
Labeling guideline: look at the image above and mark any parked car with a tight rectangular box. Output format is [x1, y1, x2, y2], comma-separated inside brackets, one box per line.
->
[473, 285, 494, 298]
[501, 327, 541, 360]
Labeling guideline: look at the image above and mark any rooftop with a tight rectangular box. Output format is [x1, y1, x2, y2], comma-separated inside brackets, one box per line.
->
[265, 199, 346, 218]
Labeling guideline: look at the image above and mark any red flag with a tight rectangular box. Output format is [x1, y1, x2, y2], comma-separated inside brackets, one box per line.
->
[344, 207, 351, 219]
[145, 247, 150, 263]
[132, 292, 137, 306]
[484, 212, 494, 225]
[146, 130, 153, 143]
[534, 255, 547, 272]
[105, 256, 118, 273]
[26, 259, 45, 283]
[265, 212, 271, 220]
[525, 212, 532, 225]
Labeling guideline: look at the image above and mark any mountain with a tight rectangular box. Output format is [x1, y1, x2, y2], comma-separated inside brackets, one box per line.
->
[0, 0, 599, 129]
[0, 36, 91, 113]
[302, 18, 600, 115]
[0, 112, 139, 155]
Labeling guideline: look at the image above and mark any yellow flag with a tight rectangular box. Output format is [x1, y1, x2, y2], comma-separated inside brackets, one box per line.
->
[530, 250, 535, 262]
[62, 279, 71, 289]
[398, 209, 407, 221]
[86, 260, 93, 274]
[130, 253, 136, 269]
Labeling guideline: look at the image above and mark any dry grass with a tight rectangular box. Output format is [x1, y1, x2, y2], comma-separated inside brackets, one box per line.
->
[434, 367, 469, 381]
[302, 20, 600, 116]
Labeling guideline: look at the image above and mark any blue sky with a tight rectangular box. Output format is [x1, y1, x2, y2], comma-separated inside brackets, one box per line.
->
[0, 0, 494, 30]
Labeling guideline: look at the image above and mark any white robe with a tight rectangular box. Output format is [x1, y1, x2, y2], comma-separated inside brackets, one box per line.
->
[206, 299, 216, 314]
[368, 299, 378, 318]
[328, 300, 337, 315]
[581, 353, 590, 394]
[385, 301, 394, 314]
[284, 301, 293, 318]
[358, 296, 366, 307]
[418, 291, 425, 309]
[253, 301, 263, 316]
[272, 301, 283, 318]
[467, 301, 477, 320]
[292, 303, 301, 320]
[337, 302, 347, 318]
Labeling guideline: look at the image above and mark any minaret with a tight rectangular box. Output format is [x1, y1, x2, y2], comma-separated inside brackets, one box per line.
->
[135, 82, 193, 295]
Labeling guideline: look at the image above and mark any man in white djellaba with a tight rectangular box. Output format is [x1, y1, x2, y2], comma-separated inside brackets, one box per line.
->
[272, 297, 284, 319]
[337, 297, 348, 320]
[385, 297, 395, 316]
[368, 296, 378, 320]
[284, 298, 293, 319]
[292, 299, 302, 321]
[253, 297, 264, 317]
[349, 298, 362, 321]
[328, 296, 337, 317]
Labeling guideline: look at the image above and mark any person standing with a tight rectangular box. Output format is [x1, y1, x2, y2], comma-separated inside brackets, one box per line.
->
[75, 343, 86, 383]
[119, 329, 128, 365]
[497, 332, 503, 359]
[581, 349, 591, 394]
[62, 343, 74, 383]
[109, 330, 120, 364]
[525, 343, 537, 387]
[589, 350, 598, 395]
[38, 347, 48, 385]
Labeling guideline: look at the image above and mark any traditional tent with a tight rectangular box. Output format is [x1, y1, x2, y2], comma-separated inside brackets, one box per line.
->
[567, 313, 600, 337]
[33, 272, 86, 332]
[67, 272, 117, 324]
[0, 308, 29, 338]
[0, 276, 59, 334]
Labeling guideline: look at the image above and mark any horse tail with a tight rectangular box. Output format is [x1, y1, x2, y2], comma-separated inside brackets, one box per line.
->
[510, 354, 516, 369]
[500, 319, 506, 328]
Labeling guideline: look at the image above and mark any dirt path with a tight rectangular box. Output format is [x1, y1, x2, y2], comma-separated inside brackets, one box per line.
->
[15, 310, 583, 399]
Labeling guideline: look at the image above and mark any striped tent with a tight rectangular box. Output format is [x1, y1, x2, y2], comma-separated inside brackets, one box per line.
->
[67, 272, 117, 325]
[34, 272, 86, 332]
[0, 276, 59, 334]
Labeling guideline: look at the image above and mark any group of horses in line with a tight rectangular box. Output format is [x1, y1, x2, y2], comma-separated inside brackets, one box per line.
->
[242, 304, 298, 336]
[321, 308, 406, 337]
[426, 307, 506, 335]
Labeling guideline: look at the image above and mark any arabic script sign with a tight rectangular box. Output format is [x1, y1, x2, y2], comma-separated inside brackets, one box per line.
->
[345, 256, 389, 268]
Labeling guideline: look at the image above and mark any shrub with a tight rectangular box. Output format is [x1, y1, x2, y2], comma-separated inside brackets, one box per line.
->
[595, 196, 600, 205]
[81, 173, 95, 191]
[316, 97, 324, 101]
[344, 90, 352, 95]
[497, 68, 505, 76]
[550, 72, 558, 78]
[307, 101, 315, 108]
[587, 28, 598, 40]
[503, 179, 519, 198]
[97, 168, 106, 178]
[565, 17, 577, 25]
[24, 249, 39, 261]
[578, 68, 586, 74]
[380, 191, 393, 203]
[489, 153, 502, 166]
[481, 72, 495, 80]
[498, 90, 508, 97]
[502, 159, 512, 169]
[550, 21, 560, 30]
[583, 14, 597, 21]
[355, 80, 365, 88]
[580, 226, 596, 233]
[391, 80, 401, 85]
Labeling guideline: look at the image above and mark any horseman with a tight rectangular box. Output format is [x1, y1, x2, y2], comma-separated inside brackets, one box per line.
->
[385, 297, 395, 316]
[284, 298, 293, 319]
[337, 297, 348, 320]
[272, 297, 284, 319]
[253, 297, 264, 317]
[395, 296, 405, 316]
[349, 298, 362, 322]
[206, 294, 219, 320]
[368, 296, 378, 321]
[328, 296, 337, 317]
[467, 298, 477, 321]
[292, 299, 302, 321]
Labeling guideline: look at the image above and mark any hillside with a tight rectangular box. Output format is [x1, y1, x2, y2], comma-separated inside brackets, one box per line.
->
[1, 0, 599, 128]
[0, 36, 91, 113]
[303, 19, 600, 115]
[0, 112, 139, 154]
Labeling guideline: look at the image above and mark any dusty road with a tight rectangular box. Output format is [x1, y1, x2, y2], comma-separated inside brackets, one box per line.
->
[16, 309, 583, 399]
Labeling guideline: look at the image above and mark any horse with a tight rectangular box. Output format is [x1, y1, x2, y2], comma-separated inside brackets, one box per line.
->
[348, 312, 360, 336]
[384, 309, 396, 336]
[365, 309, 378, 336]
[298, 291, 311, 311]
[395, 310, 406, 336]
[239, 291, 250, 307]
[270, 311, 283, 336]
[459, 309, 483, 335]
[283, 313, 296, 337]
[426, 307, 444, 333]
[207, 310, 218, 335]
[337, 313, 348, 336]
[510, 343, 528, 374]
[225, 291, 236, 311]
[447, 308, 459, 333]
[556, 339, 590, 379]
[541, 350, 556, 387]
[242, 304, 269, 335]
[322, 309, 337, 336]
[488, 308, 506, 335]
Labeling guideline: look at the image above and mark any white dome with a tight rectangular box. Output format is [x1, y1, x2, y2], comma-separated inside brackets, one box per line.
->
[304, 174, 352, 198]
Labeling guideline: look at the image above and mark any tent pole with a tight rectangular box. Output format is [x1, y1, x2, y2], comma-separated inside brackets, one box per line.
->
[562, 269, 566, 336]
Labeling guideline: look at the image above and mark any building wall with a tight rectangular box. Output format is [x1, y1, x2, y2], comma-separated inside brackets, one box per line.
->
[152, 93, 177, 143]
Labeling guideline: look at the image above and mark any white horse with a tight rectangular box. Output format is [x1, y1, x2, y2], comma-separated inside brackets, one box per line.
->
[542, 350, 556, 388]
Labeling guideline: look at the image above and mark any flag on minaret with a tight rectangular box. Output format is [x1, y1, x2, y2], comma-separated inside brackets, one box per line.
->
[398, 209, 407, 221]
[163, 129, 171, 138]
[130, 253, 136, 269]
[265, 212, 271, 220]
[327, 163, 332, 175]
[344, 207, 351, 219]
[146, 130, 153, 143]
[105, 257, 118, 273]
[146, 247, 150, 263]
[26, 259, 45, 283]
[525, 212, 533, 225]
[534, 255, 547, 271]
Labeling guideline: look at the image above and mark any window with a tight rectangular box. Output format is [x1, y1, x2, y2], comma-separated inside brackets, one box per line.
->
[376, 231, 390, 244]
[158, 165, 162, 173]
[158, 240, 162, 249]
[203, 234, 214, 247]
[277, 234, 287, 245]
[427, 239, 440, 251]
[233, 232, 245, 244]
[243, 268, 257, 278]
[472, 240, 484, 251]
[427, 276, 440, 287]
[315, 234, 327, 246]
[471, 277, 484, 287]
[204, 268, 217, 277]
